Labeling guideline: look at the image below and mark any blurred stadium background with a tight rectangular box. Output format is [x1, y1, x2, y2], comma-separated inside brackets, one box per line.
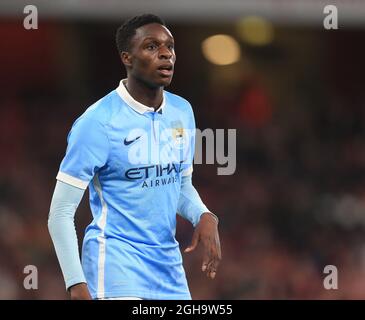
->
[1, 0, 365, 299]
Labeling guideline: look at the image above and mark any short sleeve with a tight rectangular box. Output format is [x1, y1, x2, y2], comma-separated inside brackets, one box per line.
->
[56, 115, 109, 190]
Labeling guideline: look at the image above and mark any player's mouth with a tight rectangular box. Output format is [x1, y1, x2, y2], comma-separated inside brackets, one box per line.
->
[157, 63, 174, 77]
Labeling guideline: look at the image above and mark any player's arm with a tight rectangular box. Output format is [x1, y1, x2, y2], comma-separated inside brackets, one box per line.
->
[48, 180, 92, 300]
[177, 174, 221, 279]
[48, 111, 109, 299]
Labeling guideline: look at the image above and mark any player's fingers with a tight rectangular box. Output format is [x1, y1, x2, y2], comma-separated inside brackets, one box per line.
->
[202, 237, 215, 273]
[202, 246, 210, 272]
[184, 229, 200, 253]
[208, 256, 221, 279]
[206, 236, 221, 279]
[215, 232, 222, 261]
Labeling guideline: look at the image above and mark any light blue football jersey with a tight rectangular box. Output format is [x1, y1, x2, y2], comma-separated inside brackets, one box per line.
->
[56, 80, 196, 299]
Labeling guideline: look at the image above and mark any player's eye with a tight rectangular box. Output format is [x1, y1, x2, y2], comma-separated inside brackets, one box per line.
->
[146, 44, 157, 50]
[168, 44, 175, 50]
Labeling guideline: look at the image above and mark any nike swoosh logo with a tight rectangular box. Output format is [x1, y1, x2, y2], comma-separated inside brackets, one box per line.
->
[124, 135, 141, 146]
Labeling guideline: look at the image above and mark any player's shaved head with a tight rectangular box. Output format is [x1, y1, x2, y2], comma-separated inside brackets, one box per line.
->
[116, 14, 166, 53]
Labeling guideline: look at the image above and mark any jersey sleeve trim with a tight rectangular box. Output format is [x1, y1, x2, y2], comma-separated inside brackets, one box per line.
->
[56, 171, 89, 190]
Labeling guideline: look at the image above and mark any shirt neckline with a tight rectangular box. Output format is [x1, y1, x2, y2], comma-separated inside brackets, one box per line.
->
[116, 79, 165, 114]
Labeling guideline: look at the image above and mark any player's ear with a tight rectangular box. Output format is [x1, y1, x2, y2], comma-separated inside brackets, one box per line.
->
[121, 51, 132, 68]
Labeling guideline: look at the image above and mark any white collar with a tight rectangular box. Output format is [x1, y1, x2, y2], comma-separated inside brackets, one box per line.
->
[116, 79, 165, 114]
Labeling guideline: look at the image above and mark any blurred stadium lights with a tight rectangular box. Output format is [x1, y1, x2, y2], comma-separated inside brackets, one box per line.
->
[1, 0, 365, 25]
[318, 194, 365, 230]
[236, 16, 274, 46]
[201, 34, 241, 66]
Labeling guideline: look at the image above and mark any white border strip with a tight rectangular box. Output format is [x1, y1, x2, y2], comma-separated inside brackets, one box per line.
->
[56, 172, 89, 190]
[93, 174, 108, 299]
[98, 297, 143, 300]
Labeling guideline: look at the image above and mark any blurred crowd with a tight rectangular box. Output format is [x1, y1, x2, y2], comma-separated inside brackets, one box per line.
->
[1, 21, 365, 299]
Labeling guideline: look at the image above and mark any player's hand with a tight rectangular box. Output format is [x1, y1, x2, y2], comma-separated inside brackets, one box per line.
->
[69, 282, 92, 300]
[184, 212, 221, 279]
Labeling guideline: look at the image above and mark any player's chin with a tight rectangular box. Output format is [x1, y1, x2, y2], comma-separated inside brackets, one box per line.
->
[155, 74, 174, 87]
[160, 78, 173, 87]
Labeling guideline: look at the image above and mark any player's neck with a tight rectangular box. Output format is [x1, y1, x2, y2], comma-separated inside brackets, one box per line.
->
[125, 78, 163, 111]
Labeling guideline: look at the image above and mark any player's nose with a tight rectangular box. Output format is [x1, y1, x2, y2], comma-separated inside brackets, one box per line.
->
[158, 46, 173, 60]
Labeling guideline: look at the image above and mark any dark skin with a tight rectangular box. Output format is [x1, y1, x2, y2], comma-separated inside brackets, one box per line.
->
[122, 23, 176, 108]
[69, 23, 221, 300]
